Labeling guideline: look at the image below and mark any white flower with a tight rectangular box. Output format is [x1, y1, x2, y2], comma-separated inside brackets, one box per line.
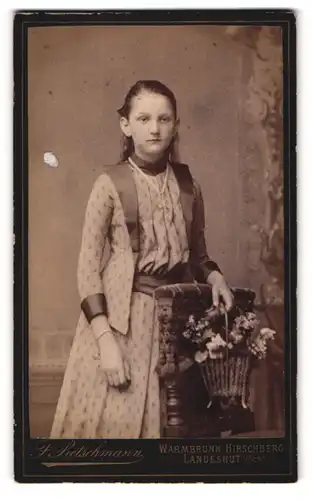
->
[246, 312, 257, 321]
[202, 328, 214, 340]
[188, 314, 196, 325]
[208, 349, 224, 360]
[195, 350, 209, 363]
[234, 313, 259, 332]
[248, 335, 269, 359]
[229, 330, 244, 344]
[259, 327, 276, 340]
[211, 333, 227, 348]
[206, 334, 227, 359]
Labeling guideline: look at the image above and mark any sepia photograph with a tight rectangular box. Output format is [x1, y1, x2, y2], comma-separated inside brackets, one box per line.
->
[14, 10, 296, 482]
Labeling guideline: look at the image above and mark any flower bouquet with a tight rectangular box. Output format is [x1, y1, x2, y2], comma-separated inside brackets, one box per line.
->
[182, 304, 275, 409]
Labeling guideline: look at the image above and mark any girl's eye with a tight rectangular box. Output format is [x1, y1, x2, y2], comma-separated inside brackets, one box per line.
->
[159, 117, 170, 123]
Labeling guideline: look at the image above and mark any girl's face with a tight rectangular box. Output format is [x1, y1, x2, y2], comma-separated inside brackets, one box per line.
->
[120, 90, 179, 161]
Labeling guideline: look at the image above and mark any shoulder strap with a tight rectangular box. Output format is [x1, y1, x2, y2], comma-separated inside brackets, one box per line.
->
[104, 163, 140, 253]
[171, 163, 194, 246]
[103, 161, 195, 253]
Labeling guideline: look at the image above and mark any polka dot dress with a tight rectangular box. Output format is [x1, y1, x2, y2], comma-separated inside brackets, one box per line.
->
[50, 165, 189, 439]
[96, 293, 160, 438]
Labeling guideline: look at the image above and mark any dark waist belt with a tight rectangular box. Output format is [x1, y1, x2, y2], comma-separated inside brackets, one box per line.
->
[133, 266, 186, 297]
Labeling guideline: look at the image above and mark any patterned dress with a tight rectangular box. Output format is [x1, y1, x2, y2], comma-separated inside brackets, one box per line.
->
[50, 164, 190, 438]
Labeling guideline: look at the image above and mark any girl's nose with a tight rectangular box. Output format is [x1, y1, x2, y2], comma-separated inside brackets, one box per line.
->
[149, 120, 160, 134]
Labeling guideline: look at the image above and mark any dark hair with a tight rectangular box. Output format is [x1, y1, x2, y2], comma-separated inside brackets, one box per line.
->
[117, 80, 179, 162]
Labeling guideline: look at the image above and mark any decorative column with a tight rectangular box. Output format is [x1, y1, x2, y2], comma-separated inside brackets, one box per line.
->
[157, 296, 186, 437]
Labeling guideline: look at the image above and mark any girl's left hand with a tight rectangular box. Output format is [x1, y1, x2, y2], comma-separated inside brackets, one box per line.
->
[207, 271, 234, 312]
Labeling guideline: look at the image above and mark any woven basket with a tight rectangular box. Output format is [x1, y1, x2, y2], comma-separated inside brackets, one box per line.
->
[199, 355, 251, 408]
[155, 284, 256, 409]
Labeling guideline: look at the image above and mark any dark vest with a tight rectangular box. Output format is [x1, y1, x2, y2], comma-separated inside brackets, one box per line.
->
[104, 162, 195, 254]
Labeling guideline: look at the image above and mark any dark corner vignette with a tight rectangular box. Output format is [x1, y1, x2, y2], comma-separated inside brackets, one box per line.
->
[13, 9, 297, 483]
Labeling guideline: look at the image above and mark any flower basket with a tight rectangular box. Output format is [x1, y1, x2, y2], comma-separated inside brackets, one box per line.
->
[199, 355, 251, 409]
[179, 291, 276, 410]
[155, 284, 276, 414]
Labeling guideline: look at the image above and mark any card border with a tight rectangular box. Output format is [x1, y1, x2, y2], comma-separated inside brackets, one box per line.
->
[13, 9, 297, 483]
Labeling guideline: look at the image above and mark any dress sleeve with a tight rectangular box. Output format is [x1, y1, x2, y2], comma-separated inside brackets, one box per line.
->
[190, 179, 222, 282]
[77, 174, 114, 322]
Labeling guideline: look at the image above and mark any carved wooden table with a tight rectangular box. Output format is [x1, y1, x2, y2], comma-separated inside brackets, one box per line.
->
[155, 283, 257, 438]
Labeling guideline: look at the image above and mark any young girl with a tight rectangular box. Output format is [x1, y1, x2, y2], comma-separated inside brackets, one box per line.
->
[50, 80, 233, 439]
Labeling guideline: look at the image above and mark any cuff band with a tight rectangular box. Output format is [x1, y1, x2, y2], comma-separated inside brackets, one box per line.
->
[193, 261, 222, 283]
[81, 293, 107, 323]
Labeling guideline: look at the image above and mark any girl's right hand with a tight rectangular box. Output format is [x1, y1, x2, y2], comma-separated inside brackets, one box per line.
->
[98, 331, 131, 389]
